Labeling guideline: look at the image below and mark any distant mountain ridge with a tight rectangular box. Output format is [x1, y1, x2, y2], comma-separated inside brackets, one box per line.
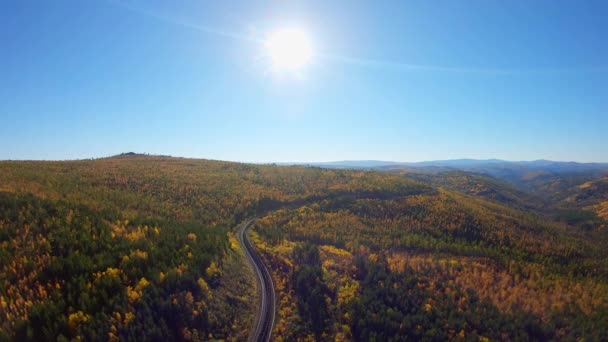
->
[282, 159, 608, 172]
[292, 158, 608, 230]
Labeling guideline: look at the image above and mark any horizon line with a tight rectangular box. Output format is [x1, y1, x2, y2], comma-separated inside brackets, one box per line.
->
[2, 153, 608, 165]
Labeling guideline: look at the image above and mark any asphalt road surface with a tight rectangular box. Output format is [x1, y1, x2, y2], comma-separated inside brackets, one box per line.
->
[238, 219, 276, 342]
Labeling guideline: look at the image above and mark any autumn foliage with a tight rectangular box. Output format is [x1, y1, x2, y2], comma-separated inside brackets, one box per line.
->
[1, 155, 607, 340]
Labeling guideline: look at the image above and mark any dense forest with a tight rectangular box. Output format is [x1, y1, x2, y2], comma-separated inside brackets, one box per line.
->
[1, 154, 607, 340]
[253, 189, 608, 340]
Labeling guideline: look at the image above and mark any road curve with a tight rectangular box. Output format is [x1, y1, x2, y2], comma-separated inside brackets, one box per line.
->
[238, 219, 276, 342]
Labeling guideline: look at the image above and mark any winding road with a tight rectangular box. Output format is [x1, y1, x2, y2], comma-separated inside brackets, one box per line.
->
[238, 219, 276, 342]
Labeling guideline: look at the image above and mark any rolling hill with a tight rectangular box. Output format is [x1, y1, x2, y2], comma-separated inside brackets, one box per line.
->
[0, 155, 607, 340]
[400, 170, 544, 210]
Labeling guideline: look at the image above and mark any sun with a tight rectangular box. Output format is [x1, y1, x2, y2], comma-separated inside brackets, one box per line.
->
[265, 28, 313, 70]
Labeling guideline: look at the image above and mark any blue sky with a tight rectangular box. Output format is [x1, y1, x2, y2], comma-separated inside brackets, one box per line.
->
[1, 0, 607, 162]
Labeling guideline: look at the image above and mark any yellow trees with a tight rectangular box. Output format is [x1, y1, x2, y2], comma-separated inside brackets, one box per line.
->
[127, 277, 150, 304]
[129, 249, 148, 260]
[111, 222, 157, 241]
[337, 280, 359, 308]
[68, 310, 90, 331]
[205, 262, 220, 280]
[95, 267, 121, 281]
[126, 287, 140, 303]
[197, 278, 211, 298]
[228, 233, 240, 252]
[595, 200, 608, 220]
[123, 312, 135, 325]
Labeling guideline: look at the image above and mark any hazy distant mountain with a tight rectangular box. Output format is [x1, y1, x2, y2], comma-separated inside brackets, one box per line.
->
[301, 158, 608, 230]
[276, 160, 404, 169]
[290, 160, 608, 203]
[293, 159, 608, 176]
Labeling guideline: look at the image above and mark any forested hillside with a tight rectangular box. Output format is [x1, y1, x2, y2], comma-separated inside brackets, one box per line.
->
[401, 170, 543, 210]
[253, 190, 608, 340]
[1, 155, 607, 340]
[538, 175, 608, 230]
[0, 155, 429, 341]
[401, 169, 608, 233]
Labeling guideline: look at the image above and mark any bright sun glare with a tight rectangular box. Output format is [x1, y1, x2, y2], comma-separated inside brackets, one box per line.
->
[265, 28, 313, 70]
